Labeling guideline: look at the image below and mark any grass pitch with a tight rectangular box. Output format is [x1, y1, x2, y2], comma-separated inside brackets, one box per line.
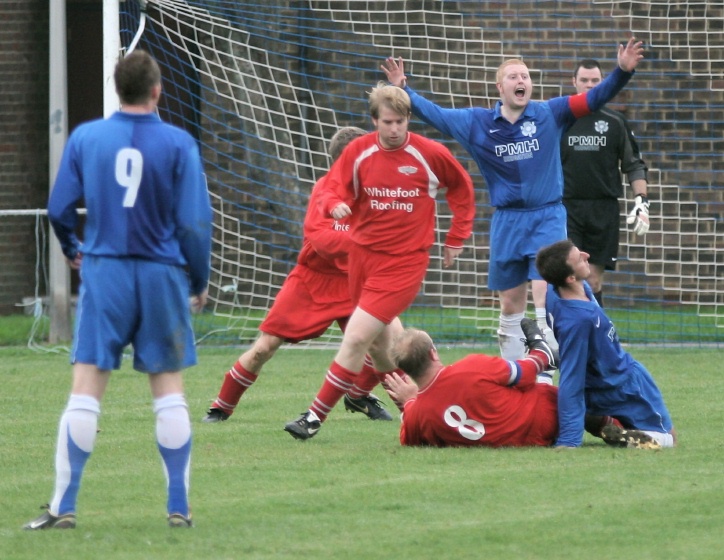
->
[1, 345, 722, 560]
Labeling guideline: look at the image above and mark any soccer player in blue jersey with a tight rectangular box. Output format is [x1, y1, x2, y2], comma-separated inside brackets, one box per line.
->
[24, 50, 212, 530]
[382, 38, 644, 366]
[536, 239, 676, 449]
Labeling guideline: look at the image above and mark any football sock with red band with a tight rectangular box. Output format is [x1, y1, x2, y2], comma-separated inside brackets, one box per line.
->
[311, 361, 357, 421]
[212, 360, 258, 415]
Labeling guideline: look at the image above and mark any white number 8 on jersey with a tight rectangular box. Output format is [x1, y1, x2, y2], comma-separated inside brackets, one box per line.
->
[444, 405, 485, 441]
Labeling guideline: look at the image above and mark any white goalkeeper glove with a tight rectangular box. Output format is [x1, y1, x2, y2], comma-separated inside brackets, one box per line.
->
[626, 194, 650, 236]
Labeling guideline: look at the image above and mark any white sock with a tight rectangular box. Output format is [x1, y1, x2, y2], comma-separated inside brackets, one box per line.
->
[536, 372, 554, 385]
[497, 312, 526, 360]
[154, 394, 191, 449]
[154, 394, 191, 516]
[535, 307, 559, 351]
[50, 394, 100, 515]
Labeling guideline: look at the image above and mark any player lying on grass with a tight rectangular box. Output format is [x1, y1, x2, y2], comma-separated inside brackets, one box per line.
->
[536, 239, 676, 448]
[202, 127, 403, 425]
[385, 320, 660, 449]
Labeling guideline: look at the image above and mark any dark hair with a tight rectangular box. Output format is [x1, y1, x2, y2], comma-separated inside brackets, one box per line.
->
[574, 59, 601, 78]
[391, 328, 434, 380]
[535, 239, 575, 288]
[328, 126, 366, 162]
[114, 50, 161, 105]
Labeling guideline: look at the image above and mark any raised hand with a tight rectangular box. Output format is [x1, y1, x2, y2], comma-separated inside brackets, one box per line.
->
[381, 56, 407, 88]
[617, 37, 644, 72]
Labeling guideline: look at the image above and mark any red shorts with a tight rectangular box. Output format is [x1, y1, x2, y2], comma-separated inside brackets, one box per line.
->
[260, 265, 352, 343]
[348, 244, 429, 324]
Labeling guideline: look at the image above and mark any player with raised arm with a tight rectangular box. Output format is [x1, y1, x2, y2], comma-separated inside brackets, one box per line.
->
[382, 38, 645, 369]
[24, 50, 212, 530]
[202, 127, 401, 424]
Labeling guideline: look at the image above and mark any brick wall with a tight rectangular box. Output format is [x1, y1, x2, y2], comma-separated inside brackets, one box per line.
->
[1, 1, 721, 314]
[0, 1, 49, 314]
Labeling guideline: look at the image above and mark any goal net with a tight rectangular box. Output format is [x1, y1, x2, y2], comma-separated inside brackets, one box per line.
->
[108, 0, 722, 347]
[593, 0, 724, 89]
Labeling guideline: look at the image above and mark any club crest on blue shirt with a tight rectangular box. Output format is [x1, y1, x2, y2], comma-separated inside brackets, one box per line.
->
[520, 121, 536, 137]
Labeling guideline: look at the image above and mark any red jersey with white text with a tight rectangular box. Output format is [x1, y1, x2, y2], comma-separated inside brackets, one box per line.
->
[400, 354, 558, 447]
[259, 174, 354, 341]
[320, 132, 474, 254]
[298, 175, 351, 275]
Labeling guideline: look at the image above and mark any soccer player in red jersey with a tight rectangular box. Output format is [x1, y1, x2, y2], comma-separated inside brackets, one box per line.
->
[387, 319, 660, 449]
[203, 127, 400, 424]
[284, 83, 475, 440]
[386, 322, 560, 447]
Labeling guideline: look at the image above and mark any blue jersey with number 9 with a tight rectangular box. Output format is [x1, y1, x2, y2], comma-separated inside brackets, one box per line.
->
[48, 111, 212, 295]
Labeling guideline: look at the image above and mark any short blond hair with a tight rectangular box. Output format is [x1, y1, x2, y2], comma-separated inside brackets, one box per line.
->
[368, 81, 411, 120]
[391, 328, 435, 380]
[496, 58, 528, 84]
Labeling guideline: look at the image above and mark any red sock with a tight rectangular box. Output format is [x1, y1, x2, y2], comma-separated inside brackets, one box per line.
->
[211, 360, 258, 415]
[310, 361, 357, 422]
[347, 356, 379, 398]
[584, 415, 623, 437]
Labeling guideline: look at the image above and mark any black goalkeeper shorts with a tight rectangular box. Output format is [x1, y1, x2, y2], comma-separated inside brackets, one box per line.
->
[564, 198, 621, 271]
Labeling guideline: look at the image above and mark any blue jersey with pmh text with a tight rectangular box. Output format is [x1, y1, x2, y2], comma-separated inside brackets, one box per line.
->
[404, 66, 633, 209]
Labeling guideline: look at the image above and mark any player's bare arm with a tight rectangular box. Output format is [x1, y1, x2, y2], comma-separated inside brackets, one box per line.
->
[617, 37, 644, 72]
[381, 57, 407, 88]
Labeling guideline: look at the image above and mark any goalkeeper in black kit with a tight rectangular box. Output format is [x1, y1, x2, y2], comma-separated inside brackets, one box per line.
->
[561, 58, 649, 307]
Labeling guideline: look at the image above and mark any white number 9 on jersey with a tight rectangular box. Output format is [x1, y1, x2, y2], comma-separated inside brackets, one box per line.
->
[444, 405, 486, 441]
[115, 147, 144, 207]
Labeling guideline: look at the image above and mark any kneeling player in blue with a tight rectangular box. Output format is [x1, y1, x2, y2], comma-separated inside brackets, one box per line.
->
[535, 240, 676, 449]
[23, 50, 212, 530]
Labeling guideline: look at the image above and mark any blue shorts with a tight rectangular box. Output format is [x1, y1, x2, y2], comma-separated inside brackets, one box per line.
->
[72, 256, 197, 373]
[488, 203, 567, 291]
[585, 362, 674, 433]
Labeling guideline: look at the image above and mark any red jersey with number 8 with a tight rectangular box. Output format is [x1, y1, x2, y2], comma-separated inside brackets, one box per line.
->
[400, 354, 559, 447]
